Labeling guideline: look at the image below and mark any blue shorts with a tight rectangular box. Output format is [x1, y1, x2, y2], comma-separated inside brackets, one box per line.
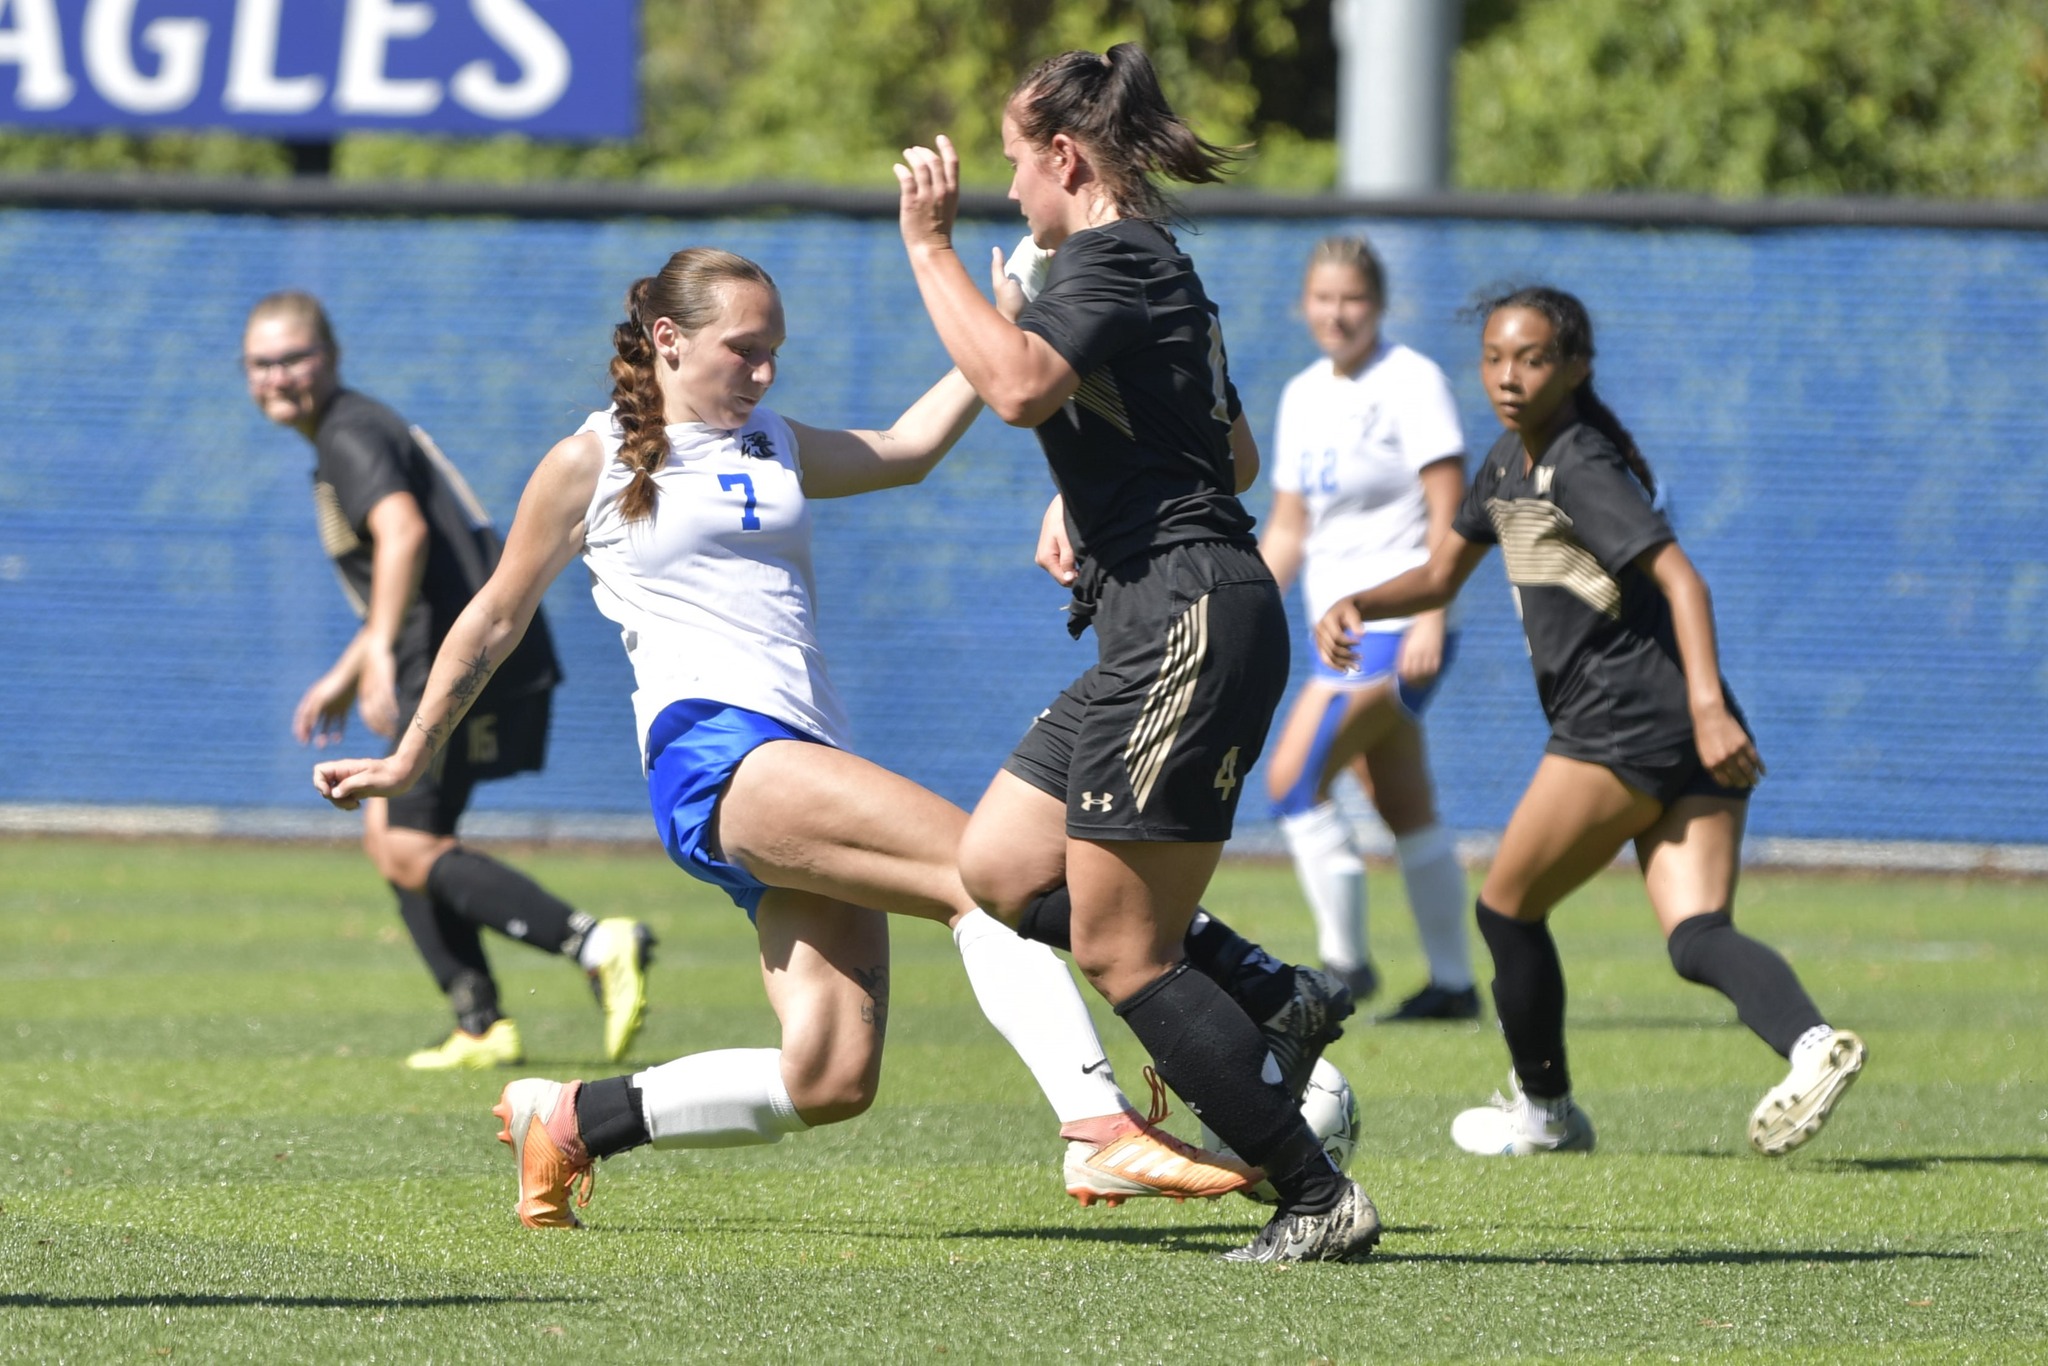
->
[645, 698, 826, 918]
[1309, 627, 1458, 716]
[1273, 627, 1458, 819]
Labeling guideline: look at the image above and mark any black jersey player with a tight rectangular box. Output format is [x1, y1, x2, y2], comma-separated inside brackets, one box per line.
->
[1318, 285, 1865, 1157]
[242, 290, 653, 1069]
[896, 44, 1380, 1263]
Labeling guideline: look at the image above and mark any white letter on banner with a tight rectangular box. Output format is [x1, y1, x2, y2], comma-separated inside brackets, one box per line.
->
[224, 0, 323, 113]
[450, 0, 567, 119]
[335, 0, 440, 115]
[83, 0, 208, 114]
[0, 0, 75, 110]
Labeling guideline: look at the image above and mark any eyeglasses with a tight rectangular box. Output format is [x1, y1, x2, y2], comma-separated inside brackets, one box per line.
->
[243, 346, 324, 377]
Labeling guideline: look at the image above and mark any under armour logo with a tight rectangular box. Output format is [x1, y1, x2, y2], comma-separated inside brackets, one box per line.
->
[1080, 792, 1115, 812]
[739, 430, 775, 460]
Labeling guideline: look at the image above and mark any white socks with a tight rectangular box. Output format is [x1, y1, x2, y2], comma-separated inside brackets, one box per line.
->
[952, 908, 1127, 1124]
[633, 1048, 810, 1149]
[1396, 824, 1475, 990]
[1281, 803, 1367, 974]
[1789, 1024, 1836, 1070]
[575, 919, 619, 971]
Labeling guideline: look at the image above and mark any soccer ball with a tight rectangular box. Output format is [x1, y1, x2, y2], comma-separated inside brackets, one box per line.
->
[1202, 1057, 1360, 1205]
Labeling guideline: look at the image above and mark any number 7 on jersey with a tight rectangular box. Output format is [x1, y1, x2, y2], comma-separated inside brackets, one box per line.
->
[718, 473, 761, 530]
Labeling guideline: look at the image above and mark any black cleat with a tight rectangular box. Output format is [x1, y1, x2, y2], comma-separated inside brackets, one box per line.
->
[1223, 1178, 1382, 1263]
[1259, 966, 1355, 1099]
[1378, 982, 1481, 1023]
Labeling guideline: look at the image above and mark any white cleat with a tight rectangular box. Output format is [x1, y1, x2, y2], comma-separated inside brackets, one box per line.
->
[1749, 1028, 1866, 1156]
[1450, 1073, 1596, 1156]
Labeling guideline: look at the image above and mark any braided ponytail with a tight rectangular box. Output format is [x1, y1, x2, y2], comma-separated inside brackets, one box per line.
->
[611, 277, 666, 524]
[606, 248, 778, 523]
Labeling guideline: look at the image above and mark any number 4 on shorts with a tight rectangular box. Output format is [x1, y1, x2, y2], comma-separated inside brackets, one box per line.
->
[1213, 746, 1240, 799]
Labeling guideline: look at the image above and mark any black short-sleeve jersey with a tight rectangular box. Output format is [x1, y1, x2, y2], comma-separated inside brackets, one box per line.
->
[311, 389, 558, 701]
[1454, 421, 1717, 763]
[1016, 219, 1256, 574]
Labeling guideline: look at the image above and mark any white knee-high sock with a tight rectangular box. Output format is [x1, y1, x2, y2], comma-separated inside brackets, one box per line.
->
[633, 1048, 810, 1149]
[952, 908, 1127, 1124]
[1281, 802, 1367, 972]
[1397, 823, 1474, 990]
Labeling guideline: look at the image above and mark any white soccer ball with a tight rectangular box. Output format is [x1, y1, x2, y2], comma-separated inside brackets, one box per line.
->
[1202, 1057, 1360, 1205]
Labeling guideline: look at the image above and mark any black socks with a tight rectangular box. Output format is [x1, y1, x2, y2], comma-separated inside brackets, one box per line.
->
[1667, 910, 1825, 1058]
[1016, 889, 1296, 1024]
[425, 848, 590, 957]
[1475, 900, 1572, 1101]
[1183, 910, 1297, 1023]
[574, 1076, 651, 1159]
[1113, 963, 1345, 1213]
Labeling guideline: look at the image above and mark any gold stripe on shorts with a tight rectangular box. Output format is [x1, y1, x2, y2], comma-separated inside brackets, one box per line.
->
[1123, 593, 1209, 812]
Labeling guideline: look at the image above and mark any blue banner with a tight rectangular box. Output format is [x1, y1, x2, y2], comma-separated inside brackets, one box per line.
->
[0, 0, 633, 137]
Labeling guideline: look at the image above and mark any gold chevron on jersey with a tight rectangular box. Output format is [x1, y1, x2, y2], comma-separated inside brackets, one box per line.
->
[312, 481, 369, 616]
[1123, 593, 1209, 811]
[1072, 368, 1134, 439]
[1486, 496, 1622, 618]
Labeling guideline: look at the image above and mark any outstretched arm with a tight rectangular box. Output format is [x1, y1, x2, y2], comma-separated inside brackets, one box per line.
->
[1316, 532, 1488, 670]
[793, 364, 988, 499]
[896, 136, 1079, 427]
[1642, 540, 1763, 788]
[312, 433, 602, 807]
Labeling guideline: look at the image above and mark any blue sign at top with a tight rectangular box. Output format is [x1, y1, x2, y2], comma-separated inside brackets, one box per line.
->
[0, 1, 635, 138]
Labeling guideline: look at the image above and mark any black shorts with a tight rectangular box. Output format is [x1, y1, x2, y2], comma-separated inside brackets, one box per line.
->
[1552, 731, 1753, 808]
[386, 682, 553, 837]
[1004, 540, 1289, 842]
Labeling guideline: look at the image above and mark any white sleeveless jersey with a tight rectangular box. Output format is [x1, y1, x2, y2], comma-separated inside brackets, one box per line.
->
[578, 406, 852, 758]
[1272, 341, 1466, 627]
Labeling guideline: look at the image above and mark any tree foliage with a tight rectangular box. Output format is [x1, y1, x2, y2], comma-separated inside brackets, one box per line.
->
[1456, 0, 2048, 196]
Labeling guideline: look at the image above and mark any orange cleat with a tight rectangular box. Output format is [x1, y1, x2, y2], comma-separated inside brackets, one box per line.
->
[492, 1078, 593, 1228]
[1063, 1068, 1262, 1207]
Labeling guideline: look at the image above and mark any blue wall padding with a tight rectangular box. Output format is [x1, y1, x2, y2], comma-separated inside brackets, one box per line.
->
[1, 208, 2041, 843]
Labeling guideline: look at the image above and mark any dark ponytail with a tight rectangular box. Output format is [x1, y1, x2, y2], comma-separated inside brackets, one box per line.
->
[1009, 43, 1241, 222]
[1472, 284, 1655, 496]
[607, 248, 777, 523]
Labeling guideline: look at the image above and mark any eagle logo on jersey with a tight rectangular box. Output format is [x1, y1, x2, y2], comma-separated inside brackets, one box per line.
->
[739, 431, 776, 461]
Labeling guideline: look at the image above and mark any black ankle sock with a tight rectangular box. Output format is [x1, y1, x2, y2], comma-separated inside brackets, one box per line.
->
[574, 1076, 651, 1159]
[425, 848, 590, 956]
[1475, 900, 1571, 1100]
[446, 968, 501, 1036]
[1667, 910, 1825, 1058]
[1112, 961, 1334, 1208]
[1183, 910, 1298, 1022]
[1016, 886, 1073, 952]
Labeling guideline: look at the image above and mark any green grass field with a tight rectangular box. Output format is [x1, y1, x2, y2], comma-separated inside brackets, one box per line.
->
[4, 836, 2045, 1363]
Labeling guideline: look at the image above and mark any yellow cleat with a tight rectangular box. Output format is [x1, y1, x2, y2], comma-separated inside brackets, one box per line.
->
[492, 1078, 592, 1229]
[405, 1018, 524, 1071]
[587, 919, 655, 1062]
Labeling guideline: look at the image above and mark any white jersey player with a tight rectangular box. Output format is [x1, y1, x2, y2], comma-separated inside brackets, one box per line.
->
[1259, 236, 1479, 1022]
[314, 246, 1262, 1230]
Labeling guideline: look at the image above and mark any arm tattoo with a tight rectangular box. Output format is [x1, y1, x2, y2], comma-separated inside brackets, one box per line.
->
[853, 965, 890, 1032]
[412, 646, 497, 753]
